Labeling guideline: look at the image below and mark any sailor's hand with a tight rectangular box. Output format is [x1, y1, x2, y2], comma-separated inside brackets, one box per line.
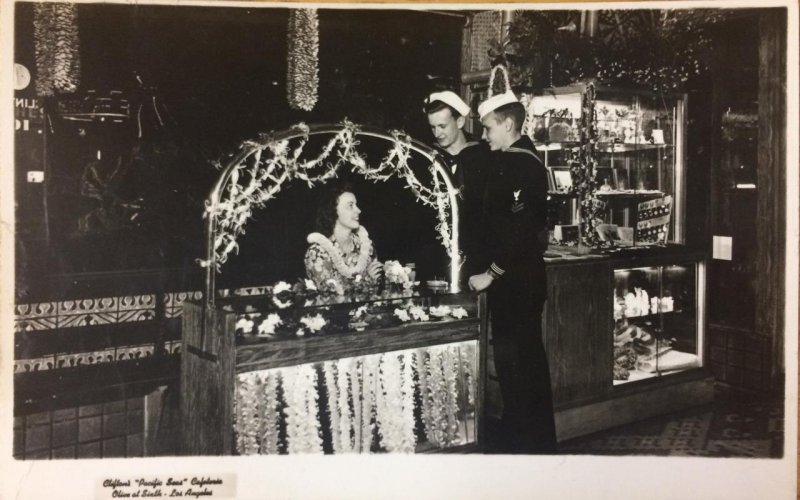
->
[468, 272, 494, 292]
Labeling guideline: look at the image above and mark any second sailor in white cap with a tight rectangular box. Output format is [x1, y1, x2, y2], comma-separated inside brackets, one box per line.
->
[423, 90, 491, 283]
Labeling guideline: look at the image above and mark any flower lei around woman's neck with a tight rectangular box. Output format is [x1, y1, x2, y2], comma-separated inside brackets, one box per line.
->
[306, 226, 372, 279]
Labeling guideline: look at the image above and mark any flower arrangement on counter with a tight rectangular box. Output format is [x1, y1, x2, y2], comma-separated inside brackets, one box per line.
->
[383, 260, 417, 290]
[233, 341, 477, 454]
[232, 278, 470, 341]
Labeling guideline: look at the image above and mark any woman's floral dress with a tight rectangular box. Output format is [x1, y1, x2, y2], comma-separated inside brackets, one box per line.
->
[304, 227, 379, 295]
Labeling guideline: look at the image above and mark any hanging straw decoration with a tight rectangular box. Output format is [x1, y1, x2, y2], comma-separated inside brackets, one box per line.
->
[487, 64, 512, 98]
[489, 64, 536, 136]
[286, 9, 320, 111]
[33, 2, 81, 96]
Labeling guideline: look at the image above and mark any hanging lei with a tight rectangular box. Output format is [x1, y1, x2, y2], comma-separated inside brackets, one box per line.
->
[306, 226, 372, 279]
[283, 364, 323, 454]
[376, 352, 405, 452]
[286, 9, 319, 111]
[33, 3, 81, 96]
[234, 372, 261, 455]
[350, 357, 363, 452]
[400, 352, 417, 452]
[426, 347, 446, 447]
[360, 355, 379, 453]
[441, 346, 461, 445]
[257, 370, 281, 454]
[415, 349, 434, 444]
[336, 358, 354, 452]
[322, 362, 342, 453]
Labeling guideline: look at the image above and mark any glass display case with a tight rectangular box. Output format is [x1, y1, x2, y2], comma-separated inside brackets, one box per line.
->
[181, 287, 484, 455]
[522, 86, 686, 246]
[612, 260, 705, 385]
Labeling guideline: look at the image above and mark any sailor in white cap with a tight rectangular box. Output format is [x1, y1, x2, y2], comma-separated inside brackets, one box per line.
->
[424, 90, 491, 283]
[468, 90, 557, 454]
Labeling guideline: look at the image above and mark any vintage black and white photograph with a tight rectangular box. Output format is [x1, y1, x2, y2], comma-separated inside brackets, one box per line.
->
[2, 0, 797, 498]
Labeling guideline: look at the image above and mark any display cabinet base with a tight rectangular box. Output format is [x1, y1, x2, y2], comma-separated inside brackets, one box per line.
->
[554, 373, 714, 442]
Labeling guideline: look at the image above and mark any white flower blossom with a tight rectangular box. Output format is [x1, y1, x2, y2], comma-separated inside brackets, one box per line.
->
[408, 306, 429, 322]
[304, 279, 317, 291]
[273, 296, 292, 309]
[349, 304, 369, 320]
[451, 307, 468, 319]
[394, 308, 411, 322]
[273, 281, 292, 295]
[296, 328, 305, 337]
[236, 317, 254, 334]
[430, 305, 452, 318]
[300, 314, 326, 333]
[257, 314, 282, 336]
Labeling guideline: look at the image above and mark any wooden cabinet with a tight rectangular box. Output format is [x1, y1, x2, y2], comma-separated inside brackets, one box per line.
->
[485, 247, 713, 441]
[544, 260, 613, 406]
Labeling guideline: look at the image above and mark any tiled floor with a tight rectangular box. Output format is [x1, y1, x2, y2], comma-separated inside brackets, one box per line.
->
[559, 388, 784, 457]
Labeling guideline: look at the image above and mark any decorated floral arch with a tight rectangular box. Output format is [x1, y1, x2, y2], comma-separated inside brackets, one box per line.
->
[199, 121, 463, 304]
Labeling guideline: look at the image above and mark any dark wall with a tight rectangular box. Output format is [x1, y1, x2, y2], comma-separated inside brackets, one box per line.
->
[14, 4, 464, 297]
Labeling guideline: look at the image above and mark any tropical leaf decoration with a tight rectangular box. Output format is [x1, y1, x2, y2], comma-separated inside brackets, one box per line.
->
[506, 9, 729, 92]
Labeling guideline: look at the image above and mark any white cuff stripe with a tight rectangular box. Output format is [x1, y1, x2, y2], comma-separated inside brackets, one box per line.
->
[490, 263, 505, 276]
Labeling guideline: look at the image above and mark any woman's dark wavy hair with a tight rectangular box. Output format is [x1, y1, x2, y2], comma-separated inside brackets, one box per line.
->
[313, 181, 355, 236]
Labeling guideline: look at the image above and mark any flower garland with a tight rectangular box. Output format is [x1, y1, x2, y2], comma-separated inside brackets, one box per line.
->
[204, 122, 460, 281]
[306, 227, 373, 279]
[287, 9, 319, 111]
[233, 340, 475, 454]
[322, 361, 342, 453]
[363, 355, 380, 452]
[234, 373, 260, 454]
[415, 349, 434, 443]
[568, 83, 606, 248]
[375, 352, 416, 452]
[283, 364, 323, 453]
[336, 358, 354, 452]
[441, 346, 461, 445]
[257, 371, 281, 454]
[33, 3, 81, 96]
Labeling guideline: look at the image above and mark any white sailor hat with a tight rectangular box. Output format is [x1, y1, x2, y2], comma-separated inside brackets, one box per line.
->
[425, 91, 471, 117]
[477, 90, 520, 120]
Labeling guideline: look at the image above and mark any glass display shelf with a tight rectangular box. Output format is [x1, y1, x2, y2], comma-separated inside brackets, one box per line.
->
[612, 262, 702, 385]
[525, 85, 685, 245]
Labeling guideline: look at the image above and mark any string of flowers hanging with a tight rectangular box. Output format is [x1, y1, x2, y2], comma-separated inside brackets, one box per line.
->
[283, 363, 324, 454]
[234, 372, 261, 454]
[287, 9, 320, 111]
[202, 121, 462, 292]
[33, 2, 81, 96]
[231, 342, 476, 454]
[567, 83, 606, 247]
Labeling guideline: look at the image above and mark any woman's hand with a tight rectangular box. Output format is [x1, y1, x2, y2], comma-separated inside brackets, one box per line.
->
[367, 260, 383, 279]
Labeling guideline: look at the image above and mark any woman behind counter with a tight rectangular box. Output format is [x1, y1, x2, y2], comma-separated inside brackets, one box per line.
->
[304, 183, 383, 295]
